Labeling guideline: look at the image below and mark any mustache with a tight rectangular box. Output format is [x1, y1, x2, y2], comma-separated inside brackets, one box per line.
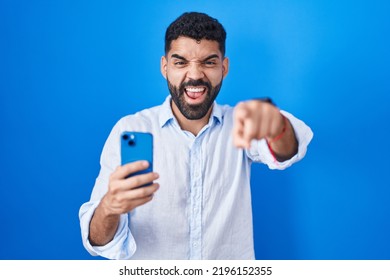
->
[179, 79, 211, 92]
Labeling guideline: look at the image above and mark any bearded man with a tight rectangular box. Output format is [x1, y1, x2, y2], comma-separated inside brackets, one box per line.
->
[79, 12, 313, 260]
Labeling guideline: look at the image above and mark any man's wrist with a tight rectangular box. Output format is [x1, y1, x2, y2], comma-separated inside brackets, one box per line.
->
[252, 97, 275, 106]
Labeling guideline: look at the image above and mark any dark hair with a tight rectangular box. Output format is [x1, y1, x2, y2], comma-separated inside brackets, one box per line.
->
[165, 12, 227, 56]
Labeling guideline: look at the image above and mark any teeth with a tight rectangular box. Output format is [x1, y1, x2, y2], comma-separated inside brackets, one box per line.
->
[186, 87, 204, 92]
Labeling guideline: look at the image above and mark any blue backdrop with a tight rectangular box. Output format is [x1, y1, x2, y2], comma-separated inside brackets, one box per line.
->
[1, 0, 389, 259]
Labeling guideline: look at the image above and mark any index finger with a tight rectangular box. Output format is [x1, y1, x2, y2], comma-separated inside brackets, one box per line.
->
[111, 160, 150, 180]
[233, 103, 248, 135]
[233, 103, 251, 148]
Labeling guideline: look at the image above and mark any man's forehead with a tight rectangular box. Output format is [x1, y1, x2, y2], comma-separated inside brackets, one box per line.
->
[168, 37, 222, 59]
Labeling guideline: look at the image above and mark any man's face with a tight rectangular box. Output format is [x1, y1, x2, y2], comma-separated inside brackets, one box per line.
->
[161, 37, 229, 120]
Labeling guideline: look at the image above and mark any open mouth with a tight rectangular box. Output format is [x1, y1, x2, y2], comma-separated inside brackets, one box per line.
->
[185, 86, 207, 101]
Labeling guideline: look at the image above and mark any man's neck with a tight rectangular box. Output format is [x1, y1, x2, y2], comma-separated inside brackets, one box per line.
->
[171, 101, 213, 136]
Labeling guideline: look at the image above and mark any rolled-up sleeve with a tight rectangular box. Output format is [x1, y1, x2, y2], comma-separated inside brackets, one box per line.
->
[78, 119, 137, 259]
[246, 110, 313, 170]
[78, 201, 136, 259]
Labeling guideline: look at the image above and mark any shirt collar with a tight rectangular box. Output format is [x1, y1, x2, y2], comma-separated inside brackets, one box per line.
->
[158, 96, 223, 128]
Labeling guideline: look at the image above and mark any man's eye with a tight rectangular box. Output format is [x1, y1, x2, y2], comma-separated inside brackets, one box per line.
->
[174, 61, 187, 66]
[203, 61, 217, 66]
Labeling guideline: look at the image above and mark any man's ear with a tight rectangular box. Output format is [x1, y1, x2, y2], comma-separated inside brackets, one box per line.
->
[222, 57, 229, 78]
[161, 56, 168, 79]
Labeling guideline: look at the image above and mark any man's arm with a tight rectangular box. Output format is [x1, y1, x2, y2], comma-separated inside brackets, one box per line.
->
[232, 100, 298, 161]
[89, 161, 159, 246]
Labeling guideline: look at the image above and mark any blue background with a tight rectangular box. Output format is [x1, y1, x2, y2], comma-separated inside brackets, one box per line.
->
[1, 0, 389, 259]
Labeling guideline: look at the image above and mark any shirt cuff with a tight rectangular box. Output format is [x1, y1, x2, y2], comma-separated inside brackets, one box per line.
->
[79, 201, 136, 259]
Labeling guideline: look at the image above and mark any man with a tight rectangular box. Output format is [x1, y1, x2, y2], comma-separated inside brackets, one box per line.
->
[79, 12, 313, 260]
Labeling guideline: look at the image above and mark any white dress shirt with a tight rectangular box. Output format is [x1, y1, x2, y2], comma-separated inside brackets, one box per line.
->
[79, 96, 313, 259]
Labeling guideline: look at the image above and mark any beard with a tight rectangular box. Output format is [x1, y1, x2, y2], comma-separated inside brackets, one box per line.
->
[167, 78, 223, 120]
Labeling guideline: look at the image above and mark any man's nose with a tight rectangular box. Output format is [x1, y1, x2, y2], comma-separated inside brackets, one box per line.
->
[186, 62, 205, 80]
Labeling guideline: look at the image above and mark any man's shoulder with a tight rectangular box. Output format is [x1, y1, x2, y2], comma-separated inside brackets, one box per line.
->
[214, 102, 235, 121]
[125, 103, 162, 119]
[115, 103, 164, 131]
[217, 103, 234, 112]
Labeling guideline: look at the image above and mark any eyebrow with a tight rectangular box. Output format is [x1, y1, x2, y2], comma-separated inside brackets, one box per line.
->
[171, 54, 187, 60]
[203, 54, 220, 61]
[170, 54, 221, 62]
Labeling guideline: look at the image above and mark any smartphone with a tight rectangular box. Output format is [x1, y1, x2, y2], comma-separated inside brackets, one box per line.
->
[120, 132, 153, 186]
